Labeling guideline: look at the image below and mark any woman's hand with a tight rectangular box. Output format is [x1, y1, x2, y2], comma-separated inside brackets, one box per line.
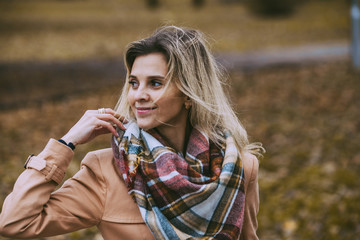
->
[61, 108, 127, 146]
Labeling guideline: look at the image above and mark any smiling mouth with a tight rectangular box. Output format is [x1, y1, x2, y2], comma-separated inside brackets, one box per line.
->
[136, 107, 157, 114]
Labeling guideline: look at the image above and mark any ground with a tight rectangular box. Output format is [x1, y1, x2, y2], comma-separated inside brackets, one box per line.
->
[0, 0, 359, 239]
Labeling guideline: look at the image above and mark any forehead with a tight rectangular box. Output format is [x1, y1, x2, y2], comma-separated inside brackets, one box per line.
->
[130, 52, 168, 77]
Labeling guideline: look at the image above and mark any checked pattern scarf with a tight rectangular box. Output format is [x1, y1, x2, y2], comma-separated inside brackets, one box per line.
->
[112, 122, 245, 240]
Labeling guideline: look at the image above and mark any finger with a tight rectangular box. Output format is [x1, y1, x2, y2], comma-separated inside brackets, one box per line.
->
[97, 108, 128, 121]
[115, 114, 128, 123]
[95, 126, 114, 136]
[95, 120, 119, 137]
[96, 114, 126, 130]
[97, 108, 108, 114]
[96, 108, 114, 115]
[104, 108, 115, 115]
[102, 108, 124, 120]
[113, 112, 128, 123]
[97, 109, 128, 123]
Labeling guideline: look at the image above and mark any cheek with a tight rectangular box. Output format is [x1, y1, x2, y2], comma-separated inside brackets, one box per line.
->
[127, 90, 134, 105]
[162, 97, 184, 114]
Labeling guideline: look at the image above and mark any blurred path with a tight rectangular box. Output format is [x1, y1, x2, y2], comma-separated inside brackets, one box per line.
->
[0, 42, 350, 110]
[216, 42, 349, 71]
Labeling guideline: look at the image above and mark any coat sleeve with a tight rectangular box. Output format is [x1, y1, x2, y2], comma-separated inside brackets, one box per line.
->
[240, 153, 260, 240]
[0, 139, 107, 239]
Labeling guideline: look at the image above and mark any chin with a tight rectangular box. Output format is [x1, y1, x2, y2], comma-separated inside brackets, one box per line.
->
[136, 120, 157, 130]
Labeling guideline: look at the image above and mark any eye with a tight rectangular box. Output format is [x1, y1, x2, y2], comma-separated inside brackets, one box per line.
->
[128, 79, 138, 88]
[151, 80, 162, 88]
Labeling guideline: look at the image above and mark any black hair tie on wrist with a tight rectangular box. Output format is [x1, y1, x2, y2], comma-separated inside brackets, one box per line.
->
[58, 139, 76, 150]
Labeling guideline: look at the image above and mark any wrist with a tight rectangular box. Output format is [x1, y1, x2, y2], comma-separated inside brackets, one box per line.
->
[61, 134, 78, 146]
[58, 139, 76, 151]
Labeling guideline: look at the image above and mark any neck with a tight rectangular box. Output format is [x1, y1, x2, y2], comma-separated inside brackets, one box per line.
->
[155, 115, 191, 155]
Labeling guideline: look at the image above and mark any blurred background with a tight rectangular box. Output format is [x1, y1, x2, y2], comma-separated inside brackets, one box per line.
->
[0, 0, 359, 239]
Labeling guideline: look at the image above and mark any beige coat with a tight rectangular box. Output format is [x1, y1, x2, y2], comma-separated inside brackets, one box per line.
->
[0, 139, 259, 239]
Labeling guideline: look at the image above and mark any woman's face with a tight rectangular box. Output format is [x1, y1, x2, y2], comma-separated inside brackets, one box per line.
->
[127, 52, 188, 131]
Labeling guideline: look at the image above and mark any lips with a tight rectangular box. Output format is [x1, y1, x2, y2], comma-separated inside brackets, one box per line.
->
[135, 106, 157, 115]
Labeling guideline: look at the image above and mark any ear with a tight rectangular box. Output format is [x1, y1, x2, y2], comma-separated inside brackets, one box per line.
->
[184, 96, 192, 110]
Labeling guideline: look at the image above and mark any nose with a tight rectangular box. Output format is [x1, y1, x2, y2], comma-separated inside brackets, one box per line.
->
[134, 85, 150, 102]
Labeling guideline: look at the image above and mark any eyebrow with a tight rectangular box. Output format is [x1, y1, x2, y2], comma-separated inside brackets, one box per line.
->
[129, 75, 166, 80]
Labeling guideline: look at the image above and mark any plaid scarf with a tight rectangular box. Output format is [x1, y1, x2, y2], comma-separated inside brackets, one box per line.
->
[112, 122, 245, 240]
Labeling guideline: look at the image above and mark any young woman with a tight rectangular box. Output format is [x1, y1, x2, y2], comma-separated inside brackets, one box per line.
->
[0, 26, 263, 239]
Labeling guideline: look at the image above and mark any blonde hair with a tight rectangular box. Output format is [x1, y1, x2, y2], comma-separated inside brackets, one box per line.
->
[115, 26, 264, 157]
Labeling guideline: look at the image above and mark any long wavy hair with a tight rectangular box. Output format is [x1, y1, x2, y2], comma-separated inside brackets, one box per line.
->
[115, 26, 263, 156]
